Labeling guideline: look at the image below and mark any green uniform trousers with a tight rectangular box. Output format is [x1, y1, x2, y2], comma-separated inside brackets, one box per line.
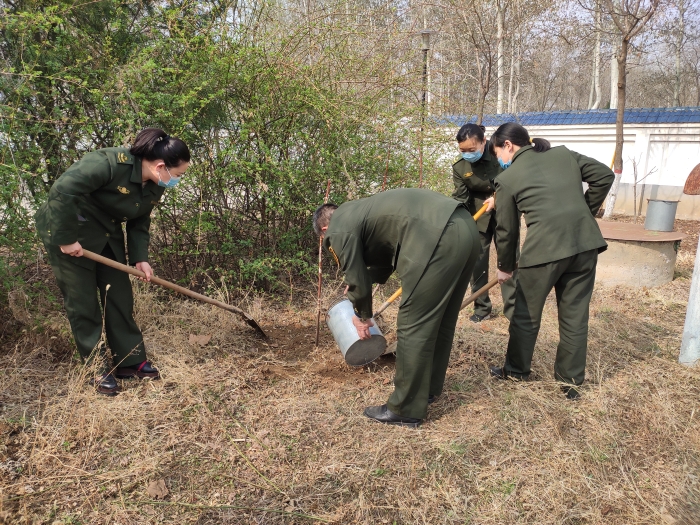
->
[503, 249, 598, 386]
[471, 224, 518, 320]
[44, 243, 147, 368]
[387, 207, 479, 419]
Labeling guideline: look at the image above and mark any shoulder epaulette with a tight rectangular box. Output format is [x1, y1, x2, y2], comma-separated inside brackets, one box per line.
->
[115, 151, 134, 165]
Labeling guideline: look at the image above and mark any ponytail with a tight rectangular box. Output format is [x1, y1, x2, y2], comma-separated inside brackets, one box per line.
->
[531, 137, 551, 152]
[490, 122, 551, 153]
[129, 128, 191, 167]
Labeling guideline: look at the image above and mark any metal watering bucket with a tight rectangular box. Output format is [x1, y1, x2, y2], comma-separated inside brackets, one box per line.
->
[645, 199, 679, 232]
[326, 298, 386, 366]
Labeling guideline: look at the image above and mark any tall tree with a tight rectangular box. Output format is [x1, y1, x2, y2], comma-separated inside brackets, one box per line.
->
[450, 0, 499, 123]
[589, 1, 603, 109]
[672, 0, 687, 106]
[496, 0, 506, 113]
[601, 0, 661, 219]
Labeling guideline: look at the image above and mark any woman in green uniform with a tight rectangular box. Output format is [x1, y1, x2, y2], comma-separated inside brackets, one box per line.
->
[489, 123, 614, 399]
[35, 128, 191, 396]
[452, 123, 516, 322]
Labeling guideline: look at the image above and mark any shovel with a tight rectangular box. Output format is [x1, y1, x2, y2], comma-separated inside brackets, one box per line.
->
[82, 249, 267, 338]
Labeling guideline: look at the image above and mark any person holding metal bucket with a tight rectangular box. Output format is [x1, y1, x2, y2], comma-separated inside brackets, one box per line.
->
[489, 123, 614, 399]
[313, 188, 480, 427]
[34, 128, 191, 396]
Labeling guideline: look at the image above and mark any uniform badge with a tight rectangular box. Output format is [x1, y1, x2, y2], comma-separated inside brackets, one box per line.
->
[464, 172, 473, 178]
[117, 186, 130, 194]
[150, 200, 160, 205]
[116, 152, 131, 163]
[328, 246, 340, 267]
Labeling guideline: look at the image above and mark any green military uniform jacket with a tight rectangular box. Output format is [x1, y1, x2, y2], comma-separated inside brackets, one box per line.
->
[451, 141, 502, 233]
[494, 145, 615, 272]
[323, 188, 463, 319]
[35, 147, 165, 269]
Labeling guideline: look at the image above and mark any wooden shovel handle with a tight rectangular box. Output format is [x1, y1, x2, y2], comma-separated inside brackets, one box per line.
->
[472, 200, 491, 221]
[374, 287, 403, 317]
[373, 201, 493, 316]
[81, 250, 253, 320]
[460, 276, 500, 310]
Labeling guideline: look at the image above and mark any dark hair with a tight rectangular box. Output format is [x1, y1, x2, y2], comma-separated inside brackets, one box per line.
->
[489, 122, 550, 154]
[313, 203, 338, 236]
[456, 123, 485, 143]
[129, 128, 191, 167]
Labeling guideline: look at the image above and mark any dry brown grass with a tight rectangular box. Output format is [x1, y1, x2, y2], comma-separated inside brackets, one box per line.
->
[1, 218, 699, 524]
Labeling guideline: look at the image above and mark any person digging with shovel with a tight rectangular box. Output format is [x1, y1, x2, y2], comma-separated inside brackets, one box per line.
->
[489, 123, 614, 399]
[313, 188, 480, 428]
[35, 128, 191, 396]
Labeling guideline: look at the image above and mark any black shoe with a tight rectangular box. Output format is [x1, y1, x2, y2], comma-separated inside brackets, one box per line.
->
[489, 366, 507, 379]
[363, 405, 422, 428]
[561, 385, 581, 400]
[95, 373, 120, 396]
[469, 313, 491, 323]
[490, 366, 528, 381]
[115, 361, 160, 379]
[428, 395, 437, 404]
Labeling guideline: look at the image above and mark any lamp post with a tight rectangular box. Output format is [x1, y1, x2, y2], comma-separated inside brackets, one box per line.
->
[419, 30, 433, 188]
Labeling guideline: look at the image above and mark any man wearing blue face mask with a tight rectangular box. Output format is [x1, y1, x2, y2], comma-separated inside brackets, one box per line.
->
[35, 128, 190, 396]
[451, 123, 517, 323]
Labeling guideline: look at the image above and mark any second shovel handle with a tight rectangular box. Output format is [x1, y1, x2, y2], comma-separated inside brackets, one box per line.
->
[460, 276, 500, 310]
[374, 287, 403, 317]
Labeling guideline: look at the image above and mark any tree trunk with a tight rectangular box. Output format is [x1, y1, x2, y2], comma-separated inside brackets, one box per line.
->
[603, 38, 628, 219]
[477, 87, 485, 125]
[609, 45, 619, 109]
[508, 35, 515, 113]
[512, 43, 521, 114]
[592, 4, 602, 109]
[673, 2, 685, 106]
[496, 1, 505, 113]
[588, 52, 596, 109]
[475, 52, 486, 124]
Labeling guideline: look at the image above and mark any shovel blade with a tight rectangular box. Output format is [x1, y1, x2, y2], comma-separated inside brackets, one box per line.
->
[244, 317, 268, 339]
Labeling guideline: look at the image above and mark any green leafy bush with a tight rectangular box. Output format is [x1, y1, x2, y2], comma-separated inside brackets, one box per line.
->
[0, 0, 445, 304]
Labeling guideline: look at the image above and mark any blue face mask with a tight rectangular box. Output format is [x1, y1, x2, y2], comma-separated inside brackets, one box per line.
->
[158, 167, 181, 188]
[498, 157, 512, 170]
[461, 150, 483, 163]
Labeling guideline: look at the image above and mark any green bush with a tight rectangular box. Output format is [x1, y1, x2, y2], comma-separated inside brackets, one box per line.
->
[0, 0, 446, 303]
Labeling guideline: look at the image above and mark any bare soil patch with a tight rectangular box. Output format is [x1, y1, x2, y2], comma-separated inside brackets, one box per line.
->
[1, 218, 699, 524]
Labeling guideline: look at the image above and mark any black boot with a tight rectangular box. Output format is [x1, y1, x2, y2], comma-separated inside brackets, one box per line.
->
[561, 385, 581, 400]
[489, 366, 528, 381]
[95, 373, 120, 396]
[115, 361, 160, 379]
[489, 366, 507, 379]
[363, 405, 421, 428]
